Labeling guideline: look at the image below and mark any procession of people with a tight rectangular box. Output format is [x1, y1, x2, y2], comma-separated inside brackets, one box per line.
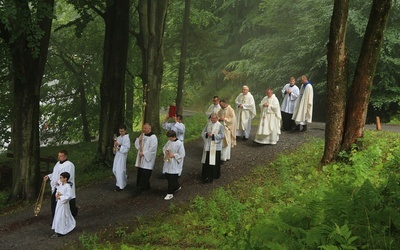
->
[42, 75, 313, 239]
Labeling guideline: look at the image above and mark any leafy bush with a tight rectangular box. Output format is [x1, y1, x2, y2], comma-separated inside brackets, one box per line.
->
[87, 130, 400, 249]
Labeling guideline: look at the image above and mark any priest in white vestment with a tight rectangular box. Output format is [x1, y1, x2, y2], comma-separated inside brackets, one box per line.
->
[280, 77, 300, 131]
[235, 85, 256, 140]
[205, 96, 221, 119]
[162, 130, 185, 200]
[44, 149, 78, 219]
[134, 123, 158, 195]
[201, 113, 224, 183]
[113, 125, 131, 191]
[254, 89, 282, 145]
[217, 100, 236, 161]
[292, 75, 314, 132]
[51, 172, 76, 238]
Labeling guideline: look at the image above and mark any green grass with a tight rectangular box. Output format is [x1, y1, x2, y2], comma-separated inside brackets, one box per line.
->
[388, 112, 400, 125]
[76, 130, 400, 249]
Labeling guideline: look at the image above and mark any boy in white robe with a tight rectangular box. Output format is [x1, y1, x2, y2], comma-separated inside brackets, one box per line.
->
[113, 125, 131, 191]
[254, 89, 282, 145]
[134, 123, 158, 196]
[162, 130, 185, 200]
[51, 172, 76, 238]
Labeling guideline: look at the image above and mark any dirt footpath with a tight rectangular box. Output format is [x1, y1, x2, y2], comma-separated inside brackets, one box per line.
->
[4, 122, 393, 249]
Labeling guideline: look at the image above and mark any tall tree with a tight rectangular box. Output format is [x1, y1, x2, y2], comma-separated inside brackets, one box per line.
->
[0, 0, 55, 201]
[97, 0, 131, 161]
[321, 0, 349, 164]
[322, 0, 392, 163]
[175, 0, 190, 115]
[342, 0, 392, 150]
[137, 0, 170, 134]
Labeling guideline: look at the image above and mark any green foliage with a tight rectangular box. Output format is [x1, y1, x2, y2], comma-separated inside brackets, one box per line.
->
[79, 233, 100, 250]
[81, 130, 400, 249]
[40, 6, 103, 145]
[179, 113, 207, 142]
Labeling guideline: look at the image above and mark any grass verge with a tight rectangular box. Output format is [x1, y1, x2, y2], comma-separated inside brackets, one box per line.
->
[77, 130, 400, 249]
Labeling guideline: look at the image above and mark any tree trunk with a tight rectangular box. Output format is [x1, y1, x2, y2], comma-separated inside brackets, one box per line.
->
[98, 0, 130, 161]
[341, 0, 392, 150]
[0, 0, 55, 201]
[137, 0, 170, 134]
[321, 0, 349, 165]
[175, 0, 191, 115]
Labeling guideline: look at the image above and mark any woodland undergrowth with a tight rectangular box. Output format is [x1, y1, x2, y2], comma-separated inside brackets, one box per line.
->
[79, 130, 400, 249]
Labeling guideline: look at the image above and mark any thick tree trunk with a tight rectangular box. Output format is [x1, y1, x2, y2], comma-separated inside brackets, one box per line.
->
[1, 0, 55, 201]
[341, 0, 392, 150]
[137, 0, 170, 134]
[321, 0, 349, 165]
[176, 0, 191, 115]
[98, 0, 130, 161]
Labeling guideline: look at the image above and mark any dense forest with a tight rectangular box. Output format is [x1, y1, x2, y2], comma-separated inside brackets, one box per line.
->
[0, 0, 398, 201]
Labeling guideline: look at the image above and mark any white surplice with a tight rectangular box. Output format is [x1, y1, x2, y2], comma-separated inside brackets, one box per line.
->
[205, 104, 221, 119]
[51, 182, 76, 235]
[134, 133, 158, 170]
[47, 160, 76, 199]
[292, 83, 314, 125]
[162, 139, 185, 176]
[162, 122, 186, 142]
[113, 134, 131, 189]
[201, 121, 224, 165]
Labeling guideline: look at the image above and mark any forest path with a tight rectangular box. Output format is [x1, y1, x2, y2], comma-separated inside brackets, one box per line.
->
[0, 122, 397, 249]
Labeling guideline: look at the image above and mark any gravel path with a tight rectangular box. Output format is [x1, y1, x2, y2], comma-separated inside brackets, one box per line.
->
[1, 122, 396, 249]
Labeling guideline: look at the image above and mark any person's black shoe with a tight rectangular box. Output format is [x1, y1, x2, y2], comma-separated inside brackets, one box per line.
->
[114, 186, 122, 192]
[301, 125, 307, 132]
